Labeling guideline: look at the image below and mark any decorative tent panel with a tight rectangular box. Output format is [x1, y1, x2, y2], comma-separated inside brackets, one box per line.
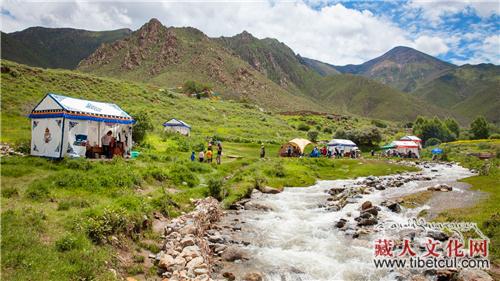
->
[31, 118, 64, 158]
[279, 138, 312, 156]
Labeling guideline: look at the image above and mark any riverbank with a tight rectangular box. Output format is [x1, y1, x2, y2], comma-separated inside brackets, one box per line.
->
[208, 162, 493, 281]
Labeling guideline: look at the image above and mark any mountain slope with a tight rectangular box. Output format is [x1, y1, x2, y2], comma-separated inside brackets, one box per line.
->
[335, 46, 455, 92]
[413, 64, 500, 124]
[77, 19, 322, 112]
[314, 74, 446, 121]
[1, 27, 132, 69]
[298, 56, 339, 76]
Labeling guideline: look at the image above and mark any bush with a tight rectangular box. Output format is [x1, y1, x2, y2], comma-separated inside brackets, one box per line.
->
[297, 123, 310, 131]
[274, 162, 285, 177]
[1, 187, 19, 198]
[371, 119, 387, 128]
[425, 138, 442, 147]
[148, 168, 169, 182]
[207, 178, 224, 201]
[55, 234, 81, 252]
[489, 133, 500, 139]
[323, 127, 333, 134]
[307, 131, 319, 142]
[84, 208, 129, 243]
[169, 164, 199, 187]
[470, 116, 490, 139]
[253, 174, 267, 189]
[132, 111, 154, 144]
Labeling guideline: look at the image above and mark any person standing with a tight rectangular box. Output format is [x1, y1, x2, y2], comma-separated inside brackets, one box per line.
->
[206, 149, 213, 163]
[190, 151, 196, 161]
[260, 143, 265, 158]
[101, 131, 113, 159]
[287, 145, 292, 157]
[198, 151, 205, 163]
[216, 143, 222, 164]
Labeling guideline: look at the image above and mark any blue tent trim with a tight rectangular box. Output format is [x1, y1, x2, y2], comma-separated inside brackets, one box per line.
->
[28, 113, 135, 124]
[163, 118, 191, 129]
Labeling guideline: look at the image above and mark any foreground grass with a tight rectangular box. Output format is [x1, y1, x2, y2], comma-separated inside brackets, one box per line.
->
[1, 144, 415, 280]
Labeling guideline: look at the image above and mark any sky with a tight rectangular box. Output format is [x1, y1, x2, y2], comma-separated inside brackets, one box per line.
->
[1, 0, 499, 65]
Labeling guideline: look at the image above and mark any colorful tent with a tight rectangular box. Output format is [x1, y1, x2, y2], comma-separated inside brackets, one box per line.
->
[400, 135, 422, 148]
[163, 118, 191, 136]
[29, 93, 134, 158]
[388, 141, 420, 157]
[327, 139, 358, 153]
[279, 138, 312, 157]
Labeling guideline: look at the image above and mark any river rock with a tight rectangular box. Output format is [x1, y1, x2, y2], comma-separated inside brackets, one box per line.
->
[221, 246, 247, 261]
[457, 269, 492, 281]
[180, 236, 195, 247]
[387, 202, 402, 213]
[374, 185, 386, 190]
[243, 272, 263, 281]
[158, 254, 175, 270]
[259, 186, 281, 194]
[427, 231, 449, 242]
[362, 207, 378, 216]
[335, 219, 347, 228]
[361, 201, 372, 210]
[244, 201, 273, 211]
[328, 187, 346, 195]
[357, 217, 378, 226]
[186, 256, 204, 273]
[223, 272, 236, 281]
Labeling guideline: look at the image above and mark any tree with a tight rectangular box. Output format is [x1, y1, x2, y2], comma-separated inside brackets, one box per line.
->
[132, 112, 154, 144]
[444, 118, 460, 139]
[413, 116, 454, 143]
[307, 131, 319, 142]
[470, 116, 489, 139]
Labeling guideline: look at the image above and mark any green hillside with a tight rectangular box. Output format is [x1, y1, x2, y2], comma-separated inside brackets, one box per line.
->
[314, 74, 448, 121]
[77, 19, 321, 112]
[298, 56, 339, 76]
[413, 64, 500, 124]
[1, 27, 132, 69]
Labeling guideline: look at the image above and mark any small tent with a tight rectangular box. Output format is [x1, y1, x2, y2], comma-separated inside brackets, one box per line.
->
[327, 139, 358, 153]
[279, 138, 312, 157]
[387, 141, 420, 157]
[29, 93, 134, 158]
[400, 135, 422, 148]
[163, 118, 191, 136]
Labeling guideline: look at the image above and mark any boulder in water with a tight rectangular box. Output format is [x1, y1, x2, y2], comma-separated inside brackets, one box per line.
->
[221, 246, 247, 262]
[243, 272, 263, 281]
[335, 218, 347, 228]
[361, 201, 372, 211]
[259, 186, 282, 194]
[362, 207, 378, 217]
[427, 231, 449, 242]
[457, 269, 492, 281]
[387, 202, 402, 213]
[358, 217, 378, 226]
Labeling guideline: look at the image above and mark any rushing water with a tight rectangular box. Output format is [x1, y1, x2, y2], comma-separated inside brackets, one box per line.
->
[225, 163, 476, 281]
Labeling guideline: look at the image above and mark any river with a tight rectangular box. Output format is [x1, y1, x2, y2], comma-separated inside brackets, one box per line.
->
[217, 163, 480, 281]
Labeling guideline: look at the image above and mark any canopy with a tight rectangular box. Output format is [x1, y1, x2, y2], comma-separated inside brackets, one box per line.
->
[279, 138, 312, 156]
[163, 118, 191, 128]
[431, 148, 444, 154]
[29, 93, 134, 124]
[381, 143, 396, 149]
[400, 136, 422, 142]
[392, 141, 419, 148]
[327, 139, 357, 147]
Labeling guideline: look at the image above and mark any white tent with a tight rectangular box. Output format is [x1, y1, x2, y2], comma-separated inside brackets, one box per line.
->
[29, 93, 134, 158]
[400, 135, 422, 149]
[391, 141, 420, 157]
[163, 118, 191, 136]
[327, 139, 358, 153]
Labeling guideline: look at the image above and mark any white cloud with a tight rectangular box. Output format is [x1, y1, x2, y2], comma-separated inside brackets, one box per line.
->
[413, 35, 449, 55]
[453, 34, 500, 65]
[408, 0, 499, 23]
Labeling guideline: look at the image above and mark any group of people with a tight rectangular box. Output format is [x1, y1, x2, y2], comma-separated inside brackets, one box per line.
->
[383, 149, 419, 159]
[191, 141, 223, 164]
[283, 144, 361, 159]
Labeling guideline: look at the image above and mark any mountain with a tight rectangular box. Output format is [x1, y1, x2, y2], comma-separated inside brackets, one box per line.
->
[77, 19, 322, 112]
[298, 56, 339, 76]
[334, 46, 456, 92]
[413, 64, 500, 124]
[215, 31, 324, 95]
[1, 27, 132, 69]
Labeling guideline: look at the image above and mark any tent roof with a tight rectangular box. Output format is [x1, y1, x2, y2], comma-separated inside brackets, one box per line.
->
[400, 135, 422, 142]
[381, 143, 396, 149]
[285, 138, 312, 153]
[29, 93, 134, 124]
[392, 141, 419, 148]
[327, 139, 357, 146]
[163, 118, 191, 129]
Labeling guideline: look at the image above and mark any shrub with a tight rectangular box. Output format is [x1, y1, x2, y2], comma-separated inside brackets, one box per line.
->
[297, 123, 310, 131]
[84, 208, 128, 243]
[323, 127, 333, 134]
[207, 177, 224, 201]
[307, 131, 319, 142]
[425, 138, 442, 147]
[132, 111, 154, 144]
[470, 116, 490, 139]
[489, 133, 500, 139]
[371, 119, 387, 128]
[148, 168, 169, 182]
[133, 255, 145, 263]
[253, 174, 267, 189]
[169, 164, 199, 187]
[1, 187, 19, 198]
[274, 162, 285, 177]
[55, 234, 81, 252]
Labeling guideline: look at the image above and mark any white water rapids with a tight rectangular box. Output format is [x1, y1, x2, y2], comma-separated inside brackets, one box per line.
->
[223, 163, 477, 281]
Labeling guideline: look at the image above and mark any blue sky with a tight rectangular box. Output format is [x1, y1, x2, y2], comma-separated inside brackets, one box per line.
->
[1, 0, 499, 65]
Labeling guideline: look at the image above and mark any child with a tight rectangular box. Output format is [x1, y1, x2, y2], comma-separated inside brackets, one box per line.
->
[190, 151, 195, 161]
